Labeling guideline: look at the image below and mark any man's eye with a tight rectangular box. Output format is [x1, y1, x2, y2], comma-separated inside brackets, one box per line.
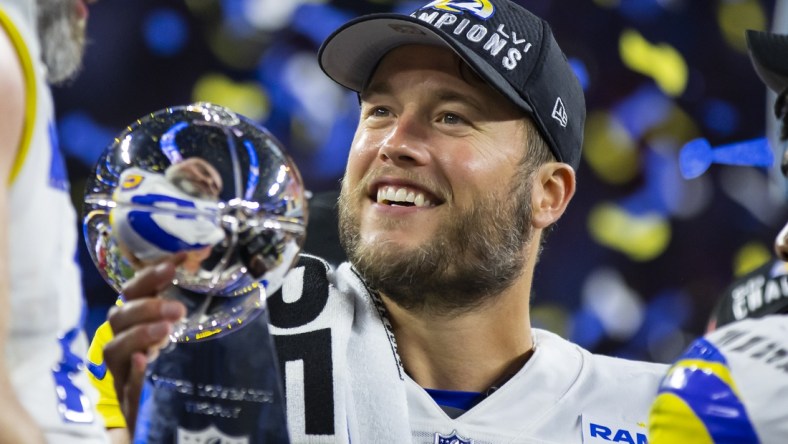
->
[372, 107, 390, 117]
[441, 113, 465, 125]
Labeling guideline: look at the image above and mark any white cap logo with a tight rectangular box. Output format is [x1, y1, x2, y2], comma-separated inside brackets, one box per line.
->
[552, 97, 568, 127]
[423, 0, 495, 20]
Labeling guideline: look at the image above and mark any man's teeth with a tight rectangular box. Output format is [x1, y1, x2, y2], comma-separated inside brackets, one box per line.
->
[376, 186, 432, 207]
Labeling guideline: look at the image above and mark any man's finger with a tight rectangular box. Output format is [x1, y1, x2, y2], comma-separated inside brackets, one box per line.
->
[104, 321, 171, 398]
[108, 298, 185, 336]
[120, 351, 148, 432]
[120, 253, 187, 301]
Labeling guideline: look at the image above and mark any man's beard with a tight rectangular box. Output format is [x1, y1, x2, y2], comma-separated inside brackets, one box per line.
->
[338, 170, 533, 316]
[37, 0, 85, 84]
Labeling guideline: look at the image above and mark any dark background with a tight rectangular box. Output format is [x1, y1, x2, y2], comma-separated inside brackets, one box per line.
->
[56, 0, 784, 363]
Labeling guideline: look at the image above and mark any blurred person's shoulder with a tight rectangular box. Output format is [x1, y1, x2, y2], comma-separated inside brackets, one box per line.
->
[710, 259, 788, 331]
[705, 314, 788, 366]
[649, 315, 788, 443]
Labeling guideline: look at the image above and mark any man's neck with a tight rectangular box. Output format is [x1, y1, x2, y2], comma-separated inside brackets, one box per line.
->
[383, 281, 534, 394]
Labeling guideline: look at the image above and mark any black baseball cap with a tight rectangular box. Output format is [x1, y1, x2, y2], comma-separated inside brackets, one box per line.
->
[747, 30, 788, 97]
[747, 29, 788, 129]
[318, 0, 586, 170]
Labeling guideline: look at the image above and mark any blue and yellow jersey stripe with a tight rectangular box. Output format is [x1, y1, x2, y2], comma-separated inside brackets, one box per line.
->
[649, 338, 760, 444]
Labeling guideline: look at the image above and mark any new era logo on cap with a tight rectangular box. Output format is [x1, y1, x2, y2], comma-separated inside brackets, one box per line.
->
[552, 97, 568, 127]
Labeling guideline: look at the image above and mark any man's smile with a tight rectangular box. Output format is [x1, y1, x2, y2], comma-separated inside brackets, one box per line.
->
[375, 185, 435, 207]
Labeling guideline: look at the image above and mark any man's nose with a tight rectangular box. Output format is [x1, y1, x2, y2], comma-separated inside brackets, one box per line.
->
[378, 115, 431, 166]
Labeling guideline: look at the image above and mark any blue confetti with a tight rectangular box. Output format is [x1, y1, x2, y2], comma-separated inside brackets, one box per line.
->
[569, 57, 590, 91]
[702, 99, 739, 137]
[291, 3, 354, 47]
[143, 8, 189, 57]
[613, 85, 671, 139]
[58, 111, 117, 167]
[621, 147, 672, 216]
[679, 137, 773, 179]
[570, 308, 606, 350]
[619, 0, 667, 22]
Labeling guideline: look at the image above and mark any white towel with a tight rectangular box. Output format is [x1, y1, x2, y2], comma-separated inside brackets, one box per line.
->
[269, 256, 411, 443]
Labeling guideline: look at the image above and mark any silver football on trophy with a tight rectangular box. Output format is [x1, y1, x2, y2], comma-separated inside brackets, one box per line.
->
[83, 103, 308, 342]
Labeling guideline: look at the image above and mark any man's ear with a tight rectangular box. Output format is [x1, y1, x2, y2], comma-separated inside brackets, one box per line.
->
[531, 162, 576, 229]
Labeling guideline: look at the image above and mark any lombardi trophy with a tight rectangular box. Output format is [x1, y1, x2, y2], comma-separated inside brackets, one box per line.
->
[83, 103, 306, 443]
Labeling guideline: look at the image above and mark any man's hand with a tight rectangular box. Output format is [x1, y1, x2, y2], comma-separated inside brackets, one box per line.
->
[104, 254, 187, 432]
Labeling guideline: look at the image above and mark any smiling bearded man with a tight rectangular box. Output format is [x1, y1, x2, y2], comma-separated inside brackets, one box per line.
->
[102, 2, 672, 443]
[339, 108, 550, 315]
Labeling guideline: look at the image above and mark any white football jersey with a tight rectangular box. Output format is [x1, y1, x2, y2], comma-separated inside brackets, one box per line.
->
[265, 259, 667, 444]
[0, 1, 107, 442]
[406, 328, 667, 444]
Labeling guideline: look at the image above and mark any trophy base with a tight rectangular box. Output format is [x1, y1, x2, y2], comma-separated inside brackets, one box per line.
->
[133, 306, 289, 444]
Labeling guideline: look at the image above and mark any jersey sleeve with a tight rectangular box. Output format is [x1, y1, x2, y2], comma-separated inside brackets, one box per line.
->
[648, 322, 766, 444]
